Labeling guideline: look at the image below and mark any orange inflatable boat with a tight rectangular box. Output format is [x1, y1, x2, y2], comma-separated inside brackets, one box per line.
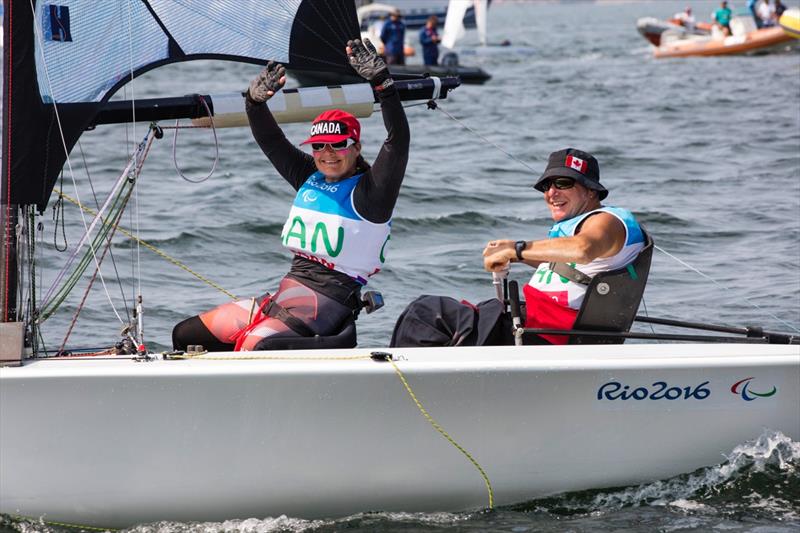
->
[654, 16, 797, 58]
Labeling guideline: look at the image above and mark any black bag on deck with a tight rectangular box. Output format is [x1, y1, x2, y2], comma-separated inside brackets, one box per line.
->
[389, 295, 513, 347]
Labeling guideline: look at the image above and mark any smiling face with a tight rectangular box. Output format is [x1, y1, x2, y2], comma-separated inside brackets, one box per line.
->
[312, 142, 361, 182]
[542, 179, 600, 222]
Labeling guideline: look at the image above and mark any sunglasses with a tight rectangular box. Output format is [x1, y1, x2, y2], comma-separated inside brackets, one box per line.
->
[540, 177, 576, 191]
[310, 139, 356, 152]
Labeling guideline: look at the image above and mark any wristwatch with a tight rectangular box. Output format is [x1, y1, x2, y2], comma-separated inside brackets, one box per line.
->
[515, 240, 527, 261]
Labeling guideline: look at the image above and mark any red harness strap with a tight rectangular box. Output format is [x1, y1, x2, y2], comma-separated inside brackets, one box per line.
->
[230, 296, 273, 352]
[522, 284, 579, 345]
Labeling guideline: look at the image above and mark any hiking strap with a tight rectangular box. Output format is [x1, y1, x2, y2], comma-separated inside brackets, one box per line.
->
[264, 300, 316, 338]
[547, 262, 594, 285]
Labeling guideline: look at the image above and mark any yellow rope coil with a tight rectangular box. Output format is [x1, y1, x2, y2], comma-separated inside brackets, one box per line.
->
[54, 188, 237, 300]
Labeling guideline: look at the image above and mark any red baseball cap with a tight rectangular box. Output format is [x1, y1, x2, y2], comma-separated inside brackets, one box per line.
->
[300, 109, 361, 145]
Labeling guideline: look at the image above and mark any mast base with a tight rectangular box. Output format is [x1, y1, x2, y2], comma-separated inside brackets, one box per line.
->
[0, 322, 25, 366]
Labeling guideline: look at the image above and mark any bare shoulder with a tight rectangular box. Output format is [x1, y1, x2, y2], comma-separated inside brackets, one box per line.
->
[577, 211, 627, 257]
[580, 211, 626, 235]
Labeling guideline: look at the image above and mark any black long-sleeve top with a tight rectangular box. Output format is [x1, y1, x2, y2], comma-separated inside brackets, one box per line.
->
[246, 85, 410, 307]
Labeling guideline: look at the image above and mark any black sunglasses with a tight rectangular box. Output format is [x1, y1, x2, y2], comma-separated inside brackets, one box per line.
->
[540, 177, 576, 191]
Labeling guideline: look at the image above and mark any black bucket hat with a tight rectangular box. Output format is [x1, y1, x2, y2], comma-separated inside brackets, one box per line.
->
[533, 148, 608, 200]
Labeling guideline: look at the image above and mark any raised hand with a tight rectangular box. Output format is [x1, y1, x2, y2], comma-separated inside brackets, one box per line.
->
[248, 61, 286, 103]
[346, 38, 391, 87]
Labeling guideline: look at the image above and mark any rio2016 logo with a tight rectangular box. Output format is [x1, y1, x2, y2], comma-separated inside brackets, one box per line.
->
[730, 378, 777, 401]
[596, 380, 710, 401]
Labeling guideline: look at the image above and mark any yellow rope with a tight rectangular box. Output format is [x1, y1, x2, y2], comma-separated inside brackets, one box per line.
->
[54, 188, 237, 300]
[177, 351, 372, 361]
[172, 350, 494, 508]
[389, 359, 495, 509]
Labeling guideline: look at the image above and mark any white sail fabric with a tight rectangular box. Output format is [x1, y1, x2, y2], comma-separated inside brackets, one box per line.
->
[35, 0, 302, 103]
[474, 0, 488, 46]
[441, 0, 471, 50]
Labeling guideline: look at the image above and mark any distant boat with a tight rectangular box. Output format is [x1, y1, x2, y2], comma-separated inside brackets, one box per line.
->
[356, 0, 483, 30]
[439, 0, 535, 60]
[653, 15, 797, 58]
[636, 16, 711, 47]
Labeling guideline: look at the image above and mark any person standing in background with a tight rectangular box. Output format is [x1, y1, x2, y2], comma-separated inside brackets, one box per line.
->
[419, 15, 441, 66]
[380, 9, 406, 65]
[713, 1, 733, 35]
[757, 0, 777, 27]
[748, 0, 763, 28]
[774, 0, 787, 18]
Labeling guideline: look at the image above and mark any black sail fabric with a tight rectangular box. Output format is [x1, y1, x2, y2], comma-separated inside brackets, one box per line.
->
[2, 0, 360, 209]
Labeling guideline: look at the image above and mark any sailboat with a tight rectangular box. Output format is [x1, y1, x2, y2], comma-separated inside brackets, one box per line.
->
[1, 0, 798, 530]
[438, 0, 535, 61]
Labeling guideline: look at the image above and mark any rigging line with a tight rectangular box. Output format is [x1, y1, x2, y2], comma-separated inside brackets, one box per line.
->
[640, 297, 658, 336]
[38, 131, 154, 319]
[654, 244, 800, 333]
[434, 103, 540, 174]
[274, 0, 351, 63]
[54, 189, 238, 301]
[28, 0, 127, 325]
[305, 1, 355, 49]
[172, 96, 220, 183]
[36, 215, 46, 355]
[52, 171, 67, 251]
[77, 140, 132, 322]
[126, 0, 143, 310]
[39, 133, 158, 323]
[57, 196, 130, 356]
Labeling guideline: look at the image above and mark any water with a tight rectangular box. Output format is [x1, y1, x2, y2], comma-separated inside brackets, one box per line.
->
[4, 0, 800, 531]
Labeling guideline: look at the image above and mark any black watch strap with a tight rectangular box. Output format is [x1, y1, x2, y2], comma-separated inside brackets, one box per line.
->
[515, 240, 526, 261]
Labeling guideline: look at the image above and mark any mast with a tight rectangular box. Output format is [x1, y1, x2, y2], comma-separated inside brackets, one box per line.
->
[1, 0, 26, 363]
[1, 0, 17, 324]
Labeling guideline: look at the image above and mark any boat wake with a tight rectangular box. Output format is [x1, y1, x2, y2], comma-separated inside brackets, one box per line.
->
[509, 429, 800, 522]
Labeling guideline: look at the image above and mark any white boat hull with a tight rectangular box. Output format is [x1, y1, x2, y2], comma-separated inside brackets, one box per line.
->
[1, 343, 798, 528]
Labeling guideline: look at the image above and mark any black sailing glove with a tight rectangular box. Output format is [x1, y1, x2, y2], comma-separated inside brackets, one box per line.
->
[248, 61, 286, 104]
[346, 38, 393, 90]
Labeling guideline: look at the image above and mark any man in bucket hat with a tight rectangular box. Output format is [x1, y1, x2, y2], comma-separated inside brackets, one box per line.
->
[173, 39, 409, 352]
[482, 148, 645, 344]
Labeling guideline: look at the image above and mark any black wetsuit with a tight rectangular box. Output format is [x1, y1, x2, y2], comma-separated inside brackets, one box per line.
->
[245, 83, 410, 309]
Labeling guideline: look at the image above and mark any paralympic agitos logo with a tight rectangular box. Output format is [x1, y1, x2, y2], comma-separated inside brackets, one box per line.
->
[730, 377, 777, 401]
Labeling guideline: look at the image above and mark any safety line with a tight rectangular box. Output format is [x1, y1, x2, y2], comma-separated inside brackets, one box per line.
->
[389, 359, 495, 509]
[54, 189, 237, 301]
[655, 245, 800, 333]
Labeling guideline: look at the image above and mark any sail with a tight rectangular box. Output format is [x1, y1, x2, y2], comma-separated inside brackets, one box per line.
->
[474, 0, 488, 46]
[441, 0, 471, 50]
[2, 0, 361, 209]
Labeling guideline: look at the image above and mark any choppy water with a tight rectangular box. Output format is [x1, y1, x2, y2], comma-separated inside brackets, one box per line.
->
[3, 0, 800, 531]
